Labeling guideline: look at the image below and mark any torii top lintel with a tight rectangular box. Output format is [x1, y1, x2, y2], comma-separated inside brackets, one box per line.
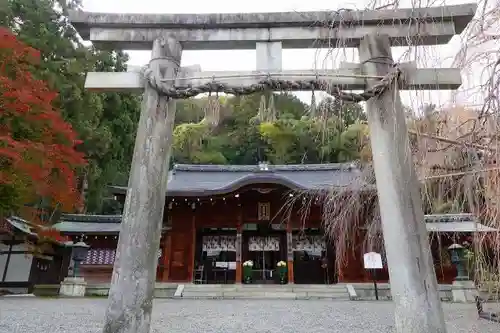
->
[69, 4, 476, 50]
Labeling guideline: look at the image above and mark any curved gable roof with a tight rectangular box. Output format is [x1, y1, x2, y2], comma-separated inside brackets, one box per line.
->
[110, 162, 371, 197]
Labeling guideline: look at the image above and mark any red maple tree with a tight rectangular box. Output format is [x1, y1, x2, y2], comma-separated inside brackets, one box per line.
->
[0, 27, 86, 241]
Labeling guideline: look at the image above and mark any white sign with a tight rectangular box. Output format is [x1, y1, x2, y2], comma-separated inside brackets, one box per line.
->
[363, 252, 383, 269]
[215, 261, 229, 268]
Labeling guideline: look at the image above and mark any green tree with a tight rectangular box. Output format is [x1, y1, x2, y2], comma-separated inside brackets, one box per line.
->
[259, 120, 297, 164]
[3, 0, 140, 214]
[172, 92, 368, 166]
[173, 122, 226, 164]
[316, 97, 366, 128]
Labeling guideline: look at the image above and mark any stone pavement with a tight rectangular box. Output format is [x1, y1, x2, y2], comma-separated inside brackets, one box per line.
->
[0, 298, 498, 333]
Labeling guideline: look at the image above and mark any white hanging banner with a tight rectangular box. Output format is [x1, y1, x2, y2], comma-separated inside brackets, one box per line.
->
[363, 252, 383, 269]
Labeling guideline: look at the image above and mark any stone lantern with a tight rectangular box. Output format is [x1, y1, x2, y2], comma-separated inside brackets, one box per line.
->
[448, 243, 476, 303]
[448, 243, 467, 281]
[71, 241, 90, 278]
[59, 241, 90, 297]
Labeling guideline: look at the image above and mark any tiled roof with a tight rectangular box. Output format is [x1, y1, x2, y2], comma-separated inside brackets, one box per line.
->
[51, 213, 497, 234]
[423, 213, 476, 223]
[110, 162, 370, 197]
[5, 216, 38, 237]
[53, 214, 171, 234]
[83, 248, 116, 265]
[81, 248, 163, 265]
[426, 222, 496, 232]
[423, 213, 496, 232]
[59, 214, 122, 223]
[53, 214, 122, 234]
[4, 217, 71, 245]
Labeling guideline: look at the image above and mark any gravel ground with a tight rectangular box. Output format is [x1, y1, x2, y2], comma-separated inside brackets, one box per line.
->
[0, 298, 498, 333]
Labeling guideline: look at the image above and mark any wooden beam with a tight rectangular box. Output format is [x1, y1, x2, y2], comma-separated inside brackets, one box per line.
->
[235, 222, 242, 284]
[286, 222, 294, 284]
[1, 240, 14, 282]
[85, 67, 462, 93]
[189, 215, 196, 283]
[161, 233, 171, 282]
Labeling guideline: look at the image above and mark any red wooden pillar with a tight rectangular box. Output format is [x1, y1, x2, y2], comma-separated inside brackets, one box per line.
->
[162, 233, 171, 282]
[188, 215, 196, 282]
[286, 222, 294, 283]
[236, 222, 243, 283]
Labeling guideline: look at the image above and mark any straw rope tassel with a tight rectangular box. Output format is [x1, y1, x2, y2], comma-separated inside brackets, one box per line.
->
[310, 89, 317, 118]
[206, 92, 221, 127]
[258, 95, 267, 122]
[268, 93, 276, 122]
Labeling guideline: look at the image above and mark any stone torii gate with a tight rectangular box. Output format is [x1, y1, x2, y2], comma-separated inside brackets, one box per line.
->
[69, 4, 476, 333]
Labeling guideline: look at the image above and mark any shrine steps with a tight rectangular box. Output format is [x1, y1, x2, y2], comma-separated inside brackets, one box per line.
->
[177, 284, 351, 300]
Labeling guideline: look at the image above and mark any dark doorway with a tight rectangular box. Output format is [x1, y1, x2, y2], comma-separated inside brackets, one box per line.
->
[242, 224, 286, 284]
[194, 229, 237, 284]
[293, 250, 327, 284]
[292, 231, 336, 284]
[246, 249, 280, 283]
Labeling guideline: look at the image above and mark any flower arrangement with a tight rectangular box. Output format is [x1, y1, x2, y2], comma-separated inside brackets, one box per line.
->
[277, 261, 287, 284]
[277, 261, 287, 267]
[242, 260, 253, 283]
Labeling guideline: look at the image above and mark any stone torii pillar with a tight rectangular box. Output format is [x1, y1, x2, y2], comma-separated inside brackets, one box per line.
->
[102, 37, 181, 333]
[359, 34, 446, 333]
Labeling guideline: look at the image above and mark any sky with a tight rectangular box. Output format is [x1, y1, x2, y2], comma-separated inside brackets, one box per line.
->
[81, 0, 488, 111]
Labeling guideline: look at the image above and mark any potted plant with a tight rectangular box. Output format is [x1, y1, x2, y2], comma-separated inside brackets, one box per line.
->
[242, 260, 253, 284]
[277, 261, 287, 284]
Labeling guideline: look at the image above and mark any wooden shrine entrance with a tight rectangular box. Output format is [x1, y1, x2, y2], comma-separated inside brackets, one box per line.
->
[247, 248, 279, 283]
[195, 229, 237, 284]
[292, 231, 335, 284]
[242, 224, 287, 284]
[193, 221, 335, 284]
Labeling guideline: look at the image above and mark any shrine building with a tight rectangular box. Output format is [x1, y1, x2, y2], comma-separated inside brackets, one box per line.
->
[49, 162, 494, 286]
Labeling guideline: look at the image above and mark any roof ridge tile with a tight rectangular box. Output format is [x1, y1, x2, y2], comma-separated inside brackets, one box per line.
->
[60, 214, 122, 223]
[173, 162, 357, 172]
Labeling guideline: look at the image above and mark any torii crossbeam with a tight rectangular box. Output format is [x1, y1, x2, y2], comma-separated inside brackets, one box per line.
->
[69, 4, 476, 50]
[85, 65, 463, 92]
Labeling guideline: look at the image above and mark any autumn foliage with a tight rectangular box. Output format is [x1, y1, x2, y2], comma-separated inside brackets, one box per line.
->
[0, 27, 86, 225]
